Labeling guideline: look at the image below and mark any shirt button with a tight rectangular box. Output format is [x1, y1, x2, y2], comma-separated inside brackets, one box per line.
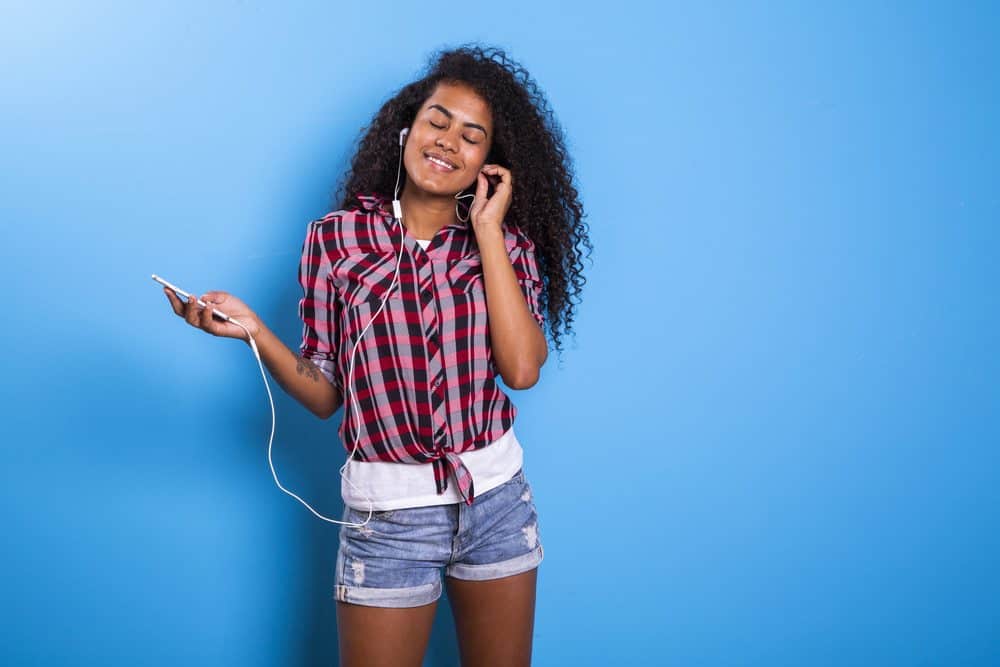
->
[431, 378, 442, 389]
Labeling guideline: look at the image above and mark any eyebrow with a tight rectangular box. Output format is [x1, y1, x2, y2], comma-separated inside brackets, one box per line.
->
[427, 104, 489, 138]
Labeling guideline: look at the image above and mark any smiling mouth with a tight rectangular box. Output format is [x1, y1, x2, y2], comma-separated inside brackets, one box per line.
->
[424, 153, 458, 171]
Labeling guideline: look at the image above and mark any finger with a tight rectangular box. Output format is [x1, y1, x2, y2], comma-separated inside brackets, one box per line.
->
[475, 169, 488, 199]
[164, 288, 185, 315]
[203, 291, 227, 307]
[184, 294, 203, 327]
[199, 295, 216, 331]
[481, 164, 512, 185]
[470, 171, 488, 218]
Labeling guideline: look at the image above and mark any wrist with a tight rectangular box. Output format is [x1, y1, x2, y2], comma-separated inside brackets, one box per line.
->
[473, 223, 504, 245]
[241, 315, 266, 344]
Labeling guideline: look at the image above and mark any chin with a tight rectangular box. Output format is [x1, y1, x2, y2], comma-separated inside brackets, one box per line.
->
[405, 172, 475, 198]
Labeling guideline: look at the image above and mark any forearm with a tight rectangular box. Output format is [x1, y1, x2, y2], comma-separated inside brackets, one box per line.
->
[477, 229, 548, 388]
[248, 323, 343, 419]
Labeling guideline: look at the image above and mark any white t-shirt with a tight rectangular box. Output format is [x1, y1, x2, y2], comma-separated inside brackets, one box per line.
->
[341, 426, 524, 511]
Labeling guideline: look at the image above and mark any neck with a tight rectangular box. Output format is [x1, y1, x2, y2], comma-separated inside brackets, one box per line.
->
[398, 187, 457, 239]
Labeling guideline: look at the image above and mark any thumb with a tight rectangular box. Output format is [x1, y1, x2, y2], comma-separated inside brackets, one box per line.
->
[203, 291, 225, 305]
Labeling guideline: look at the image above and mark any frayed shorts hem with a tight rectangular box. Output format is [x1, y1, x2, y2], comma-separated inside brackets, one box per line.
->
[334, 581, 441, 608]
[334, 545, 544, 608]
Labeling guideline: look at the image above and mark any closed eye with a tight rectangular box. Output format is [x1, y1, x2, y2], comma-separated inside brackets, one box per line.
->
[428, 120, 481, 144]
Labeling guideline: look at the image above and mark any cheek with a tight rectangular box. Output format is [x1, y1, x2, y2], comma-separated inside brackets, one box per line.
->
[403, 140, 418, 164]
[459, 167, 482, 192]
[463, 151, 488, 182]
[402, 144, 423, 179]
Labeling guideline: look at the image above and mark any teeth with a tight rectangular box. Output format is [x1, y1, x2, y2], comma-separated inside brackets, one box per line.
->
[427, 155, 455, 169]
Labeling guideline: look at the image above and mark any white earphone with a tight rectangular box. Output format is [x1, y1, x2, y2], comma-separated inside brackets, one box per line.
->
[234, 127, 413, 530]
[334, 127, 411, 526]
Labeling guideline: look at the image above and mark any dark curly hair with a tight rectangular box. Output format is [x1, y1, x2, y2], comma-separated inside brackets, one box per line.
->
[335, 44, 590, 352]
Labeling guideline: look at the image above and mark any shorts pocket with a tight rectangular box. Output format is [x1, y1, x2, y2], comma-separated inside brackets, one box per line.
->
[506, 467, 525, 486]
[344, 506, 393, 538]
[345, 504, 437, 539]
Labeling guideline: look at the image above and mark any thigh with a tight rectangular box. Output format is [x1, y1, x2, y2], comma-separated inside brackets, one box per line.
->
[443, 468, 544, 666]
[336, 599, 438, 667]
[334, 503, 455, 665]
[445, 567, 538, 667]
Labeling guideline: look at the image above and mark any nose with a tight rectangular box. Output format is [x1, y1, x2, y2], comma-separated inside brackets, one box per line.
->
[435, 128, 459, 153]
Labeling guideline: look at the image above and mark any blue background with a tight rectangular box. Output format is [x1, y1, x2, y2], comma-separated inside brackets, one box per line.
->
[2, 1, 997, 665]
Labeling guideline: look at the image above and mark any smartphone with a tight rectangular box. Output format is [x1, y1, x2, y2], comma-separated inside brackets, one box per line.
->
[152, 274, 234, 322]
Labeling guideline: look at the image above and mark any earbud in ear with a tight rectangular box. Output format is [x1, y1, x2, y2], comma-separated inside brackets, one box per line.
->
[399, 128, 409, 146]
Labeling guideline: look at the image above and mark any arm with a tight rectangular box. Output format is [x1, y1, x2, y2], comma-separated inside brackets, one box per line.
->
[165, 218, 345, 418]
[476, 229, 547, 388]
[245, 322, 343, 419]
[471, 164, 548, 389]
[163, 289, 342, 419]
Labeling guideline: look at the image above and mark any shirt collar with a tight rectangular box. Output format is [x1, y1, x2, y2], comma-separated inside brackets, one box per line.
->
[356, 193, 394, 219]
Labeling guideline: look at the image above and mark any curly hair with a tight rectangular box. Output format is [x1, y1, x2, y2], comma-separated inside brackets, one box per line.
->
[335, 44, 590, 352]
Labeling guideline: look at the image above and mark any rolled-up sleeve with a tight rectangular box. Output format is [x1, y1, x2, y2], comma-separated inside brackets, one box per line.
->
[508, 233, 545, 328]
[298, 221, 341, 389]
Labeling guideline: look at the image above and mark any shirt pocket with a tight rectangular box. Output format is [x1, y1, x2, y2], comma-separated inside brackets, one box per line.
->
[444, 257, 489, 331]
[331, 252, 402, 309]
[446, 256, 485, 296]
[341, 297, 378, 344]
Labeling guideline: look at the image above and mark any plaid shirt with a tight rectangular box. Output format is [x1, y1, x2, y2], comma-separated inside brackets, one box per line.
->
[298, 194, 544, 505]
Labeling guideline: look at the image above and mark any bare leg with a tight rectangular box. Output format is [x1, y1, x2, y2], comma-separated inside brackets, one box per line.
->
[336, 599, 438, 667]
[445, 567, 538, 667]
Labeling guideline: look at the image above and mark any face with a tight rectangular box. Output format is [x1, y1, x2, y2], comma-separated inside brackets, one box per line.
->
[402, 81, 493, 197]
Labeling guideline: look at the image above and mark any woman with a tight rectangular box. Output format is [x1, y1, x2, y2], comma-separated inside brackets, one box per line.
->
[164, 45, 588, 666]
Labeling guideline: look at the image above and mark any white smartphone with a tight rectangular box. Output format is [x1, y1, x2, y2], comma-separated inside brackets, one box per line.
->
[152, 273, 235, 323]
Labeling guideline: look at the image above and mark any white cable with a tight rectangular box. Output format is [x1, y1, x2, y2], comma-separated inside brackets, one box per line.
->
[228, 318, 372, 528]
[337, 214, 405, 524]
[202, 134, 412, 528]
[222, 203, 405, 529]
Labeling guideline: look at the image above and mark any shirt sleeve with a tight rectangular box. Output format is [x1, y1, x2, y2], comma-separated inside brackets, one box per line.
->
[297, 221, 341, 389]
[508, 232, 546, 328]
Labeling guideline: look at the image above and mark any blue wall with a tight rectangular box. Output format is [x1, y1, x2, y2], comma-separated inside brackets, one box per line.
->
[2, 2, 997, 665]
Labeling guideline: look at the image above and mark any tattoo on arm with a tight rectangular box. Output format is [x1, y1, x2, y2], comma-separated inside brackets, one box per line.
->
[296, 356, 322, 382]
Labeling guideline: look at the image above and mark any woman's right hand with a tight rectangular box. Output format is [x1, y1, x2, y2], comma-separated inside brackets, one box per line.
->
[163, 288, 263, 343]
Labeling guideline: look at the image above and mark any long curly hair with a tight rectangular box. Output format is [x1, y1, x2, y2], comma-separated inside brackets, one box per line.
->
[335, 44, 590, 352]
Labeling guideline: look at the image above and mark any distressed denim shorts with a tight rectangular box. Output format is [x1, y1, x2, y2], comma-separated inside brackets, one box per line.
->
[334, 467, 544, 608]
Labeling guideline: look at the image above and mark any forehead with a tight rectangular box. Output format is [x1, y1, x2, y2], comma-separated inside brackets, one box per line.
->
[421, 82, 493, 129]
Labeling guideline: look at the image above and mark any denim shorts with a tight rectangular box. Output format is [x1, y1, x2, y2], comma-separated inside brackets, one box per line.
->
[334, 467, 544, 608]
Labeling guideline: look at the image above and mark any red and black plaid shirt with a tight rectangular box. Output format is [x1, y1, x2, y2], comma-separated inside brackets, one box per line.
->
[298, 193, 544, 505]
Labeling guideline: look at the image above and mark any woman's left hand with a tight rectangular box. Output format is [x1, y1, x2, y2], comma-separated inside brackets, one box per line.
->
[468, 164, 512, 236]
